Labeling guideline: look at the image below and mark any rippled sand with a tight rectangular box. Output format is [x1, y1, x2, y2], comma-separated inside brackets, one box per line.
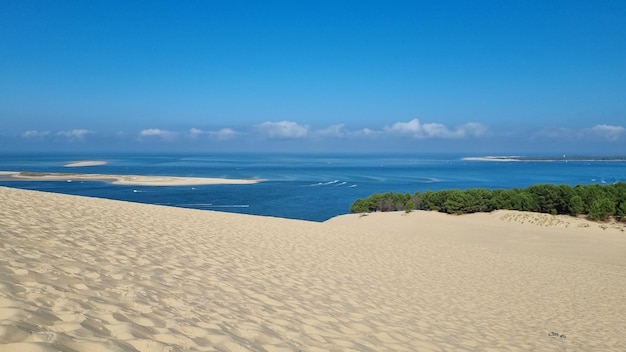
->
[1, 187, 624, 351]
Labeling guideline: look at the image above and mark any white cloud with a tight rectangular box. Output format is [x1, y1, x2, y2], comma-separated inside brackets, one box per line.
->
[189, 128, 204, 137]
[257, 121, 309, 139]
[212, 128, 237, 140]
[57, 129, 94, 139]
[139, 128, 170, 137]
[586, 124, 625, 141]
[384, 119, 486, 138]
[457, 122, 488, 137]
[385, 119, 422, 135]
[352, 128, 378, 136]
[316, 124, 347, 138]
[138, 128, 177, 141]
[421, 122, 452, 138]
[22, 130, 50, 138]
[190, 127, 237, 140]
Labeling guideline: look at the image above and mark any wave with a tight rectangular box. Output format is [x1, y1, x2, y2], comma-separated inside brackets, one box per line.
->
[175, 203, 249, 209]
[204, 204, 250, 208]
[309, 180, 340, 186]
[308, 180, 359, 188]
[414, 177, 440, 183]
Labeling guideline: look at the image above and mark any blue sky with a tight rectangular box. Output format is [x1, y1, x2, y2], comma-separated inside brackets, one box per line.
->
[1, 0, 625, 153]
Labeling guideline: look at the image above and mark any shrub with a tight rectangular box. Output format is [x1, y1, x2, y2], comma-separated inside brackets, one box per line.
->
[568, 195, 585, 215]
[405, 199, 415, 213]
[588, 198, 616, 221]
[349, 182, 625, 223]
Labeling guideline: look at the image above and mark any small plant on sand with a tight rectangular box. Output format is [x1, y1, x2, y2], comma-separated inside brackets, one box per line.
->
[405, 200, 415, 213]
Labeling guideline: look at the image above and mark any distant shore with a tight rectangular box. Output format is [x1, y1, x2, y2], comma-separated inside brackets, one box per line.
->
[463, 155, 626, 162]
[64, 160, 108, 167]
[462, 156, 522, 162]
[1, 171, 264, 186]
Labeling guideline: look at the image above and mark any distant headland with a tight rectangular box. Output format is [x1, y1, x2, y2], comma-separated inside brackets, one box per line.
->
[463, 155, 626, 162]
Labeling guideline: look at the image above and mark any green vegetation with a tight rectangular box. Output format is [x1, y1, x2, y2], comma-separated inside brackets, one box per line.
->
[350, 182, 626, 222]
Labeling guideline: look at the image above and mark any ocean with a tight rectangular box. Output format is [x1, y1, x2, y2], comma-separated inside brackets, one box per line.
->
[1, 153, 625, 221]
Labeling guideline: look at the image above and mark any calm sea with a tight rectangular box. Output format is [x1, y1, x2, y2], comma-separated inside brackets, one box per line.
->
[1, 153, 625, 221]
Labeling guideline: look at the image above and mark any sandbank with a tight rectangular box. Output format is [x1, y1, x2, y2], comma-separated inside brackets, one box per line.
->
[64, 160, 108, 167]
[463, 155, 626, 162]
[462, 156, 521, 161]
[1, 187, 625, 351]
[2, 172, 263, 186]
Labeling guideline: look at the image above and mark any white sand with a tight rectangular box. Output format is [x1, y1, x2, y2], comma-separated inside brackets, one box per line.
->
[5, 172, 263, 186]
[64, 161, 108, 167]
[461, 156, 521, 162]
[1, 187, 625, 351]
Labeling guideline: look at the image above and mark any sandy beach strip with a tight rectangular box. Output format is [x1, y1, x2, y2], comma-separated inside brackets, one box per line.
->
[1, 187, 625, 351]
[2, 172, 263, 186]
[462, 156, 522, 161]
[64, 160, 108, 167]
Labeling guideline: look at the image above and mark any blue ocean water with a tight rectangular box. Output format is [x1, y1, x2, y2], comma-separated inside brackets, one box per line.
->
[1, 153, 625, 221]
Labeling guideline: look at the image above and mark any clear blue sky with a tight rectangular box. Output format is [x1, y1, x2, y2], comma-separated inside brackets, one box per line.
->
[2, 0, 625, 153]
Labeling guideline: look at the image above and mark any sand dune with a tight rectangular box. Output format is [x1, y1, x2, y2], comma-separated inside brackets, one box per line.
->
[1, 187, 625, 351]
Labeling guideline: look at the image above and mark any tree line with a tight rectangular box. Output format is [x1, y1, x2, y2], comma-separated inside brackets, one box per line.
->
[349, 183, 626, 221]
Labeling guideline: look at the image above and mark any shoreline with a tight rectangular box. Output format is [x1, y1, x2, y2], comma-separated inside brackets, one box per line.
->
[463, 155, 626, 162]
[1, 171, 264, 186]
[462, 156, 522, 161]
[64, 160, 108, 167]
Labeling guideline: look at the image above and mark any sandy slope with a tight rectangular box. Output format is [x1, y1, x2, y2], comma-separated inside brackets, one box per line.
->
[1, 187, 624, 351]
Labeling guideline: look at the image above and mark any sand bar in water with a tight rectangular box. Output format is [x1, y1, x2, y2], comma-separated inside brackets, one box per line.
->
[64, 160, 108, 167]
[1, 171, 263, 186]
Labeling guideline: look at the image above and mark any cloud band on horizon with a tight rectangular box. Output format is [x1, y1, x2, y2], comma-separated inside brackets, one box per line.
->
[16, 121, 626, 148]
